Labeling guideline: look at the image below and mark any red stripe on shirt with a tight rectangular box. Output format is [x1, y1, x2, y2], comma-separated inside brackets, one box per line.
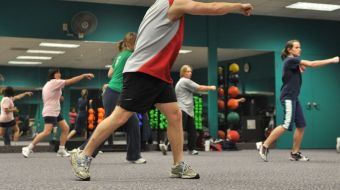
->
[138, 17, 184, 84]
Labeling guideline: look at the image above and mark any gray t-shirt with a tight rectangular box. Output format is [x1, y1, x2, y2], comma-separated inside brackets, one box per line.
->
[175, 77, 199, 117]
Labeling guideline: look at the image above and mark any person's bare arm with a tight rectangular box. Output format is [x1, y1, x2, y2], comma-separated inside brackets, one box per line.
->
[168, 0, 253, 21]
[4, 107, 18, 113]
[13, 92, 33, 101]
[300, 56, 339, 68]
[65, 73, 94, 86]
[108, 67, 114, 78]
[197, 85, 216, 92]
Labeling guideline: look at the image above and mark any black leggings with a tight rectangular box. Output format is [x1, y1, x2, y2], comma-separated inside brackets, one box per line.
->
[182, 111, 197, 151]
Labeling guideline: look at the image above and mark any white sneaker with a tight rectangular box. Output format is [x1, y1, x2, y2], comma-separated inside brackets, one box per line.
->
[69, 148, 81, 154]
[70, 149, 92, 181]
[128, 158, 147, 164]
[256, 141, 262, 150]
[22, 147, 33, 158]
[189, 150, 199, 155]
[57, 149, 70, 157]
[159, 144, 168, 155]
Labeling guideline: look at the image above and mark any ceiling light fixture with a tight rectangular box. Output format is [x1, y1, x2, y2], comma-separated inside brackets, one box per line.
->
[27, 50, 65, 54]
[39, 42, 80, 48]
[286, 2, 340, 11]
[179, 49, 192, 54]
[16, 56, 52, 60]
[8, 61, 42, 65]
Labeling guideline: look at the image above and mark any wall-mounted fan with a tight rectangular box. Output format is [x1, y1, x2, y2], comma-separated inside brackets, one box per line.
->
[70, 11, 97, 38]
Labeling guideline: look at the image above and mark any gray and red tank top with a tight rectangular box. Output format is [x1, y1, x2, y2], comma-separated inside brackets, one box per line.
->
[123, 0, 184, 84]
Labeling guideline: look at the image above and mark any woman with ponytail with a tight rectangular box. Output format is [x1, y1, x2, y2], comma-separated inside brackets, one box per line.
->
[75, 32, 146, 164]
[257, 40, 339, 162]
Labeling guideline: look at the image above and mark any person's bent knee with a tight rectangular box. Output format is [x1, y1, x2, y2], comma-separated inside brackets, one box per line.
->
[167, 109, 182, 124]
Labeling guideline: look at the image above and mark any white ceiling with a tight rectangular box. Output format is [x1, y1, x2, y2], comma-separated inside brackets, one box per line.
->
[0, 37, 269, 71]
[65, 0, 340, 21]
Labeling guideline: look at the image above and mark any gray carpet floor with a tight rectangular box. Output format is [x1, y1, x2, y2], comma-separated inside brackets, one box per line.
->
[0, 149, 340, 190]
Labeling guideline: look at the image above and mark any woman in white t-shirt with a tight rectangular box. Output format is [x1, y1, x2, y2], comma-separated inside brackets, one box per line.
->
[22, 69, 94, 158]
[0, 86, 33, 143]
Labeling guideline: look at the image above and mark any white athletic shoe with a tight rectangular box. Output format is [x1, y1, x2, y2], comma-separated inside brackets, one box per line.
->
[159, 143, 168, 155]
[57, 149, 70, 157]
[128, 158, 147, 164]
[22, 147, 33, 158]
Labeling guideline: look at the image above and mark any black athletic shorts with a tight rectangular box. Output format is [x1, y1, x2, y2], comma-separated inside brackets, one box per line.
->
[0, 120, 16, 128]
[119, 72, 177, 113]
[43, 114, 64, 125]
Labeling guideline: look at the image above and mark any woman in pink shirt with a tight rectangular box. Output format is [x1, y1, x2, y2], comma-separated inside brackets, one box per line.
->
[22, 69, 94, 158]
[0, 86, 33, 142]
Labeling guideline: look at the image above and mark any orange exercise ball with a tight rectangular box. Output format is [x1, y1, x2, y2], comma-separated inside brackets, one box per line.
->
[218, 87, 224, 97]
[98, 112, 104, 119]
[97, 108, 105, 113]
[88, 115, 94, 122]
[88, 123, 94, 130]
[88, 109, 94, 114]
[217, 130, 226, 139]
[227, 99, 239, 110]
[227, 130, 240, 142]
[218, 99, 225, 110]
[228, 86, 239, 98]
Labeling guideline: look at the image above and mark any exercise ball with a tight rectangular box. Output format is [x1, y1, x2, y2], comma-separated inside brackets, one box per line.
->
[217, 130, 226, 139]
[228, 130, 240, 142]
[227, 99, 239, 110]
[227, 112, 240, 124]
[218, 87, 224, 97]
[218, 66, 224, 75]
[228, 86, 239, 98]
[218, 99, 225, 110]
[88, 124, 94, 130]
[229, 63, 240, 73]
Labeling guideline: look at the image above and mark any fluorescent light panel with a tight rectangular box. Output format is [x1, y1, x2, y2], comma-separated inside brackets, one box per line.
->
[179, 49, 192, 54]
[39, 42, 80, 48]
[27, 50, 65, 54]
[286, 2, 340, 11]
[8, 61, 42, 65]
[105, 65, 111, 68]
[16, 56, 52, 60]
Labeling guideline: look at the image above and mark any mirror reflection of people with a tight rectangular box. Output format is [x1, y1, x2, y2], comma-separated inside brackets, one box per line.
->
[68, 107, 77, 131]
[0, 87, 11, 145]
[22, 69, 94, 158]
[0, 86, 33, 144]
[67, 89, 89, 140]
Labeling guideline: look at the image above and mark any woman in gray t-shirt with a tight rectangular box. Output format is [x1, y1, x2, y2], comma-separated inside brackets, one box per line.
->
[175, 65, 216, 155]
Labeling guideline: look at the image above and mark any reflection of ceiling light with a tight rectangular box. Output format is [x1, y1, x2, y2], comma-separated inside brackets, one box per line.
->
[8, 61, 42, 65]
[39, 42, 80, 48]
[179, 49, 192, 54]
[27, 50, 65, 54]
[17, 56, 52, 60]
[105, 65, 111, 68]
[286, 2, 340, 11]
